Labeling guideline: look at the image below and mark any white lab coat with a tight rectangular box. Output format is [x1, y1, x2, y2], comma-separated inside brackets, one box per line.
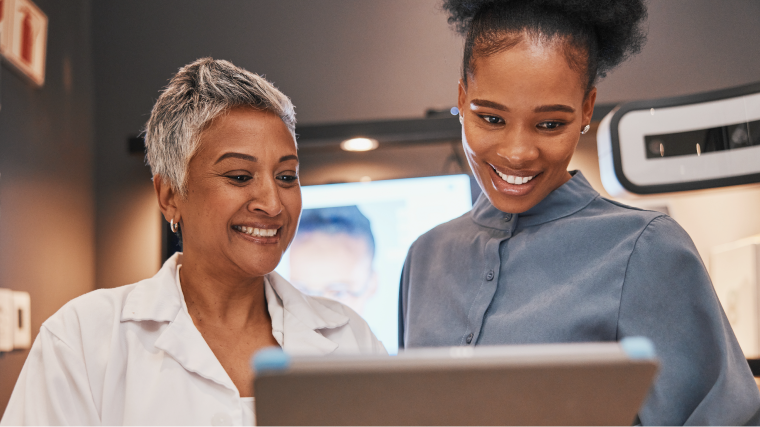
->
[1, 253, 386, 425]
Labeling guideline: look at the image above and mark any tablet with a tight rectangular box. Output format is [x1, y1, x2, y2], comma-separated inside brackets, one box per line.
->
[253, 338, 658, 426]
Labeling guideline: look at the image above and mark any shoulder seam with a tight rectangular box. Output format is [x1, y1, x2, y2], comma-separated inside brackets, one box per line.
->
[615, 214, 668, 340]
[39, 323, 77, 353]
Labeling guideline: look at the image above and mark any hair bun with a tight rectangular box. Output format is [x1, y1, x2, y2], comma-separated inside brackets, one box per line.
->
[443, 0, 647, 83]
[443, 0, 498, 35]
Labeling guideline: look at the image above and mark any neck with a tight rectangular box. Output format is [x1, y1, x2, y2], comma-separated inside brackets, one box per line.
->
[178, 251, 269, 329]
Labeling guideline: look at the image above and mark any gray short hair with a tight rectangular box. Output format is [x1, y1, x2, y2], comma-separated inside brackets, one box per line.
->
[145, 57, 296, 195]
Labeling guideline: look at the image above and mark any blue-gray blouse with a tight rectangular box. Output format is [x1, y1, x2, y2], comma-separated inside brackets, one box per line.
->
[399, 171, 760, 425]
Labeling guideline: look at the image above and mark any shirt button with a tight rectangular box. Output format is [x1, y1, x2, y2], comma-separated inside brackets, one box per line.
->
[486, 270, 494, 281]
[211, 412, 233, 426]
[466, 333, 474, 344]
[504, 213, 513, 221]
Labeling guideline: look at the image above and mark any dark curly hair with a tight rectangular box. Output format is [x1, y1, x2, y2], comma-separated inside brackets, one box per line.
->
[443, 0, 647, 93]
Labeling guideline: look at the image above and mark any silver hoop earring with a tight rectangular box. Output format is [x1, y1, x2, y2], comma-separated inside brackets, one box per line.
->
[459, 114, 464, 125]
[581, 124, 590, 135]
[170, 219, 178, 233]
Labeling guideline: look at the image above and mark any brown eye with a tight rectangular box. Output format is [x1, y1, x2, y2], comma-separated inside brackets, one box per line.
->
[227, 175, 252, 183]
[481, 115, 504, 125]
[277, 173, 299, 184]
[538, 121, 564, 130]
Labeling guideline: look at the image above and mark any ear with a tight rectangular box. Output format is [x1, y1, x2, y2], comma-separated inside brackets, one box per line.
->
[457, 79, 468, 116]
[153, 174, 180, 224]
[582, 87, 597, 129]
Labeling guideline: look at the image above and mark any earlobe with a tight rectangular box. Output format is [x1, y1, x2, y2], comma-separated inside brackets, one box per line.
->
[153, 174, 180, 224]
[583, 87, 598, 124]
[457, 79, 467, 113]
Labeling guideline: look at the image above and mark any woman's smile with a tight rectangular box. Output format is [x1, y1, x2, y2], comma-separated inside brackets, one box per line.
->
[488, 163, 541, 196]
[232, 224, 281, 242]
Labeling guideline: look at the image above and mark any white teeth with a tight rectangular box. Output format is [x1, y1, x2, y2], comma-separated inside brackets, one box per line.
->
[495, 169, 535, 185]
[234, 225, 278, 237]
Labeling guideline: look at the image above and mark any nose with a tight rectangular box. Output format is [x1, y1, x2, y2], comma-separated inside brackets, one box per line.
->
[495, 124, 539, 166]
[247, 174, 283, 217]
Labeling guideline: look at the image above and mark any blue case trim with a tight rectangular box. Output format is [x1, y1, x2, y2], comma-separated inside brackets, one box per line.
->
[620, 336, 656, 360]
[252, 347, 291, 373]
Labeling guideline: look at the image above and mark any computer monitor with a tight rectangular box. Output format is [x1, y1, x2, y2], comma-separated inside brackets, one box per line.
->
[275, 175, 473, 354]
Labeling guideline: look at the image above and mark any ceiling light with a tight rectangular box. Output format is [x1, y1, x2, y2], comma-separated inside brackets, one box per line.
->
[340, 137, 379, 152]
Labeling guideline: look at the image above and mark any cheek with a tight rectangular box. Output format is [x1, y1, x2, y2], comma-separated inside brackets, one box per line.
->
[462, 130, 487, 162]
[543, 136, 578, 166]
[281, 188, 302, 227]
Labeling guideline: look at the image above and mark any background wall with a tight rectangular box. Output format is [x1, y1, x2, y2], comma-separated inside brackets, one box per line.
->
[1, 0, 760, 417]
[0, 0, 95, 415]
[90, 0, 760, 292]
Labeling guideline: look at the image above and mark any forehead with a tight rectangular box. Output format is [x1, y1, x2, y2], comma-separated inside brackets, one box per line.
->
[196, 107, 296, 159]
[468, 38, 586, 107]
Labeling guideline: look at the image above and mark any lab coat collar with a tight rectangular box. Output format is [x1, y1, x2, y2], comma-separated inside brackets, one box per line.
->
[120, 254, 183, 323]
[265, 271, 349, 355]
[120, 253, 352, 392]
[121, 253, 237, 391]
[471, 170, 599, 231]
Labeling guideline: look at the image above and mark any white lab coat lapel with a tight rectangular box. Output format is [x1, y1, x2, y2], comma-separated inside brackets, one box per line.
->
[120, 254, 237, 393]
[119, 254, 352, 391]
[265, 272, 349, 355]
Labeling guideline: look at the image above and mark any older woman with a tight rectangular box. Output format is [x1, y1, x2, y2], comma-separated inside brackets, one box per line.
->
[399, 0, 760, 425]
[2, 58, 385, 426]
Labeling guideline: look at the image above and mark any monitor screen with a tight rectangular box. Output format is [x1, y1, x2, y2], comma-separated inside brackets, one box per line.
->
[275, 175, 473, 354]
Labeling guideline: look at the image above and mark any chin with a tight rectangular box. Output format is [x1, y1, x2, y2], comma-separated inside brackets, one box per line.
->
[235, 256, 282, 278]
[487, 194, 535, 214]
[484, 179, 547, 214]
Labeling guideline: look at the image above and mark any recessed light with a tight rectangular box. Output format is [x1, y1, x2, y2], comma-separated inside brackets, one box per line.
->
[340, 137, 379, 152]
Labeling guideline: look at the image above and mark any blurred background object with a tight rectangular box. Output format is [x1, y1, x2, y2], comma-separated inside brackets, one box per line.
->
[597, 82, 760, 196]
[277, 175, 472, 353]
[711, 236, 760, 358]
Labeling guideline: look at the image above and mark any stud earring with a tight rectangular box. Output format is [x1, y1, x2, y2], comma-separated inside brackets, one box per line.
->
[581, 124, 590, 135]
[170, 218, 179, 233]
[459, 114, 464, 125]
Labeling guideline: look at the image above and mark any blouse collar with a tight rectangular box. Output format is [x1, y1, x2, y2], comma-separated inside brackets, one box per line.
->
[471, 171, 599, 231]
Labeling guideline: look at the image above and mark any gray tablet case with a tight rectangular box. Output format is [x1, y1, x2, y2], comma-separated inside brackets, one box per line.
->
[253, 338, 658, 426]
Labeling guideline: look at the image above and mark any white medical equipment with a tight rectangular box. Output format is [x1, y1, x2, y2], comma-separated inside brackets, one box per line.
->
[597, 82, 760, 196]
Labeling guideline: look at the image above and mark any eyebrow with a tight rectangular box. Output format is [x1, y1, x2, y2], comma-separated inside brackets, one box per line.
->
[215, 152, 257, 164]
[470, 99, 575, 114]
[471, 99, 509, 111]
[533, 104, 576, 114]
[214, 152, 299, 165]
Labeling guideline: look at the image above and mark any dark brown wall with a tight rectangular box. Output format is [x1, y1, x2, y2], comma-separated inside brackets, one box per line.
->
[0, 0, 96, 416]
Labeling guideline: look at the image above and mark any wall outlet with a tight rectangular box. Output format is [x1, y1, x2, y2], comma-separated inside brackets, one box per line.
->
[13, 291, 31, 349]
[0, 288, 14, 352]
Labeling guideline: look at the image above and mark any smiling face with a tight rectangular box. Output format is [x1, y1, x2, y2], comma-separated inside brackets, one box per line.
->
[458, 36, 596, 214]
[175, 107, 301, 279]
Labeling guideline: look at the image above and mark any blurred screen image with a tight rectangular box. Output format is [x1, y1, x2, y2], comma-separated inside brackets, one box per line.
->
[276, 175, 473, 354]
